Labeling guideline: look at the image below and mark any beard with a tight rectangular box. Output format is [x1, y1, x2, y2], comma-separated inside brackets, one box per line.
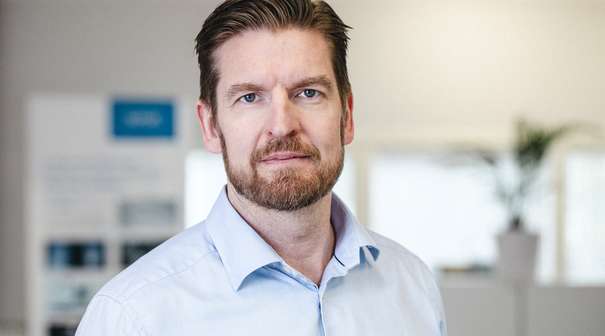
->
[219, 133, 344, 211]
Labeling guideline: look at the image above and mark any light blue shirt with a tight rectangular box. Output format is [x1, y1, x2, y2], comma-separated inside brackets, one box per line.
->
[76, 188, 447, 335]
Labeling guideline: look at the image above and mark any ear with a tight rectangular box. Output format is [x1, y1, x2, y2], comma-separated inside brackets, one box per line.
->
[343, 93, 354, 145]
[196, 100, 222, 154]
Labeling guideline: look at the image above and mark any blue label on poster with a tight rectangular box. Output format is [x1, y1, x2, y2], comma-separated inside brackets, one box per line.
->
[112, 99, 175, 138]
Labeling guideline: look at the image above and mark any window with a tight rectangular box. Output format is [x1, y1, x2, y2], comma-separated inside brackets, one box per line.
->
[565, 151, 605, 284]
[369, 152, 556, 282]
[185, 151, 227, 227]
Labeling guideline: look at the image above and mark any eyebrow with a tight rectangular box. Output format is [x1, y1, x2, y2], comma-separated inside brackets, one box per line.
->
[289, 75, 334, 93]
[225, 83, 265, 102]
[224, 75, 335, 102]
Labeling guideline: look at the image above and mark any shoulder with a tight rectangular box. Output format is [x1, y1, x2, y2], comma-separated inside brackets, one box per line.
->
[77, 221, 229, 334]
[96, 221, 218, 302]
[369, 230, 429, 270]
[367, 230, 446, 327]
[368, 230, 439, 292]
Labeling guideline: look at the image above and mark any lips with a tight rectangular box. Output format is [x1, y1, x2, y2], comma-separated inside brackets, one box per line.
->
[251, 137, 321, 164]
[261, 152, 310, 162]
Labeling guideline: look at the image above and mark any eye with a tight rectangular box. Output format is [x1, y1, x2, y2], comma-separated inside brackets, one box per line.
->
[300, 89, 319, 98]
[239, 93, 257, 103]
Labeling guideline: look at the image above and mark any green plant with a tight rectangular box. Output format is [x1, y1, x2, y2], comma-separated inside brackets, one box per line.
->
[477, 120, 577, 231]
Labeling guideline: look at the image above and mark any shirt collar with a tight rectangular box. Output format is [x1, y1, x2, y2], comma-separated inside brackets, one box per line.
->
[205, 187, 380, 291]
[205, 188, 282, 291]
[330, 193, 380, 269]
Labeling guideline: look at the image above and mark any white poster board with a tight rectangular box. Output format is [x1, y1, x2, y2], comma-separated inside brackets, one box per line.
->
[26, 94, 190, 336]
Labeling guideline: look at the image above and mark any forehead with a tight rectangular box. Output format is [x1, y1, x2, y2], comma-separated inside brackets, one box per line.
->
[213, 28, 335, 93]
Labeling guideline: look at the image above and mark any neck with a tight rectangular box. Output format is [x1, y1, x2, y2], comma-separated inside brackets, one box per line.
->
[226, 183, 334, 285]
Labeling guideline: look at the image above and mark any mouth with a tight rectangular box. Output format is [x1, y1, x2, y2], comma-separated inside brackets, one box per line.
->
[260, 152, 312, 164]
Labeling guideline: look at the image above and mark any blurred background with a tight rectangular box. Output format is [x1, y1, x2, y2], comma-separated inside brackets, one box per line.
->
[1, 0, 604, 335]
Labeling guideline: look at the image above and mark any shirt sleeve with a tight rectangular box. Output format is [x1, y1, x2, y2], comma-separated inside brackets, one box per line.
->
[426, 274, 448, 336]
[76, 295, 144, 336]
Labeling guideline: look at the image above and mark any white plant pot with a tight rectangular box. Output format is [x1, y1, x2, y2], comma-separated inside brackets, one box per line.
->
[496, 231, 539, 283]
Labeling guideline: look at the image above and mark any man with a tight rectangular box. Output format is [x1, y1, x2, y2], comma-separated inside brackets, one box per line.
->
[76, 0, 447, 335]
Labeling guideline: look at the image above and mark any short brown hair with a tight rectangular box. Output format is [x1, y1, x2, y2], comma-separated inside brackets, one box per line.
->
[195, 0, 351, 118]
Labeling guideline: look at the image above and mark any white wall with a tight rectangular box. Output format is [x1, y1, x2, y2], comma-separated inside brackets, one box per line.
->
[336, 0, 605, 144]
[2, 0, 605, 324]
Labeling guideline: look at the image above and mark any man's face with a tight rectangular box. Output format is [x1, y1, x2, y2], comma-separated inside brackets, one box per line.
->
[198, 28, 354, 211]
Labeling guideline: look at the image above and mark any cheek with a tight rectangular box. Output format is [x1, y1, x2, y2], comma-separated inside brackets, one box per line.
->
[311, 112, 343, 143]
[220, 127, 257, 163]
[304, 126, 342, 160]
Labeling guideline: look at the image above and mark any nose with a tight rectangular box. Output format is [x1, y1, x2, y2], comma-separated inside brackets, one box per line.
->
[266, 90, 301, 138]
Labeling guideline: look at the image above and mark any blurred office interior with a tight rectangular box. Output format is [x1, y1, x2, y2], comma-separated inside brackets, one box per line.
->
[1, 0, 604, 335]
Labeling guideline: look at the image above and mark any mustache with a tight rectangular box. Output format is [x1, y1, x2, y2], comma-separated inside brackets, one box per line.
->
[251, 137, 321, 163]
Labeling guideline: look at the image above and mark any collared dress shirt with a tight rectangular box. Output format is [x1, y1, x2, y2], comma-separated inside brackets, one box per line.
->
[76, 188, 447, 336]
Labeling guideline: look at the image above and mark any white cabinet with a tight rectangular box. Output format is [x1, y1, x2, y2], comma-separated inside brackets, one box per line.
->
[441, 278, 605, 336]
